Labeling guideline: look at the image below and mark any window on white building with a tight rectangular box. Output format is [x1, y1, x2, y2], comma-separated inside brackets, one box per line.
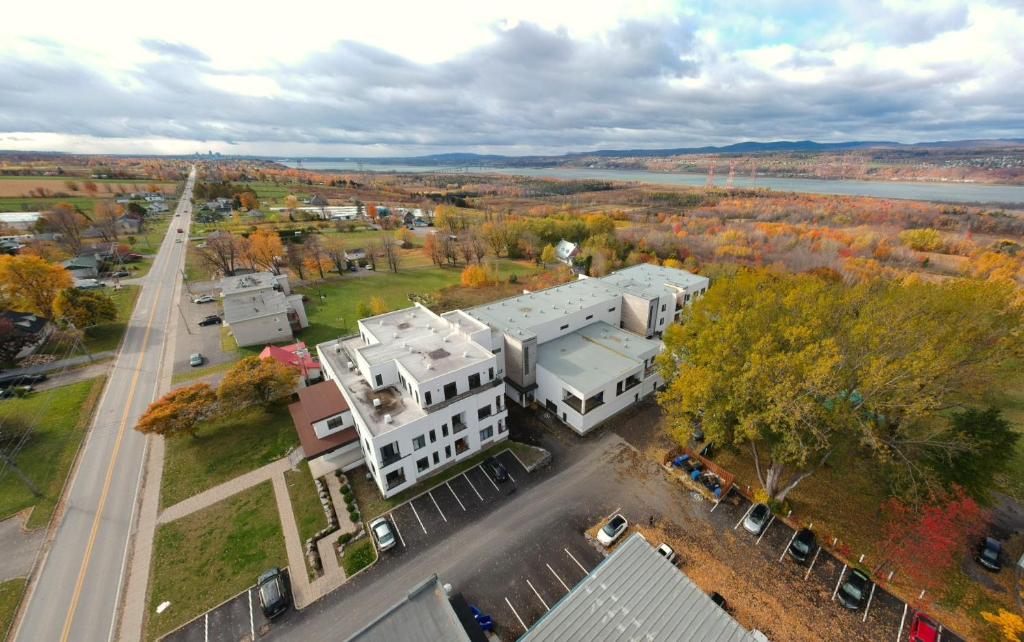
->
[479, 426, 494, 441]
[416, 457, 429, 472]
[413, 435, 426, 450]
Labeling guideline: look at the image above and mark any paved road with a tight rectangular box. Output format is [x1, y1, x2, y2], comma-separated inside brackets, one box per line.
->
[13, 169, 195, 642]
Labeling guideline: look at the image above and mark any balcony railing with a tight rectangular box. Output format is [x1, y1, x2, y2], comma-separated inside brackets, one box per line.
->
[427, 378, 502, 414]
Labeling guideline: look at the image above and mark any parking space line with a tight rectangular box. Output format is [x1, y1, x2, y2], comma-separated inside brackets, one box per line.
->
[526, 579, 550, 610]
[390, 514, 406, 548]
[507, 469, 516, 483]
[547, 563, 570, 592]
[756, 515, 776, 545]
[780, 529, 799, 562]
[409, 501, 428, 534]
[564, 548, 589, 576]
[427, 490, 448, 523]
[805, 547, 822, 580]
[831, 564, 848, 600]
[462, 472, 484, 501]
[897, 603, 908, 642]
[504, 597, 528, 633]
[478, 465, 500, 492]
[446, 481, 466, 511]
[862, 583, 877, 623]
[710, 500, 722, 512]
[248, 588, 255, 641]
[734, 503, 754, 530]
[204, 613, 208, 642]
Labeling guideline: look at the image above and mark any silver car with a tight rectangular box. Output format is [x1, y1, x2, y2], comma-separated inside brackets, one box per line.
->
[189, 353, 204, 367]
[743, 503, 771, 535]
[370, 517, 396, 551]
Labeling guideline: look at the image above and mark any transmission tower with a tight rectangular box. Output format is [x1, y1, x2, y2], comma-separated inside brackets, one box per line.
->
[750, 160, 758, 186]
[726, 161, 737, 189]
[705, 160, 716, 188]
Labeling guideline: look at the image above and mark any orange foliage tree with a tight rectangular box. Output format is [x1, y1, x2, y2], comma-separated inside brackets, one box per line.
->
[135, 384, 217, 438]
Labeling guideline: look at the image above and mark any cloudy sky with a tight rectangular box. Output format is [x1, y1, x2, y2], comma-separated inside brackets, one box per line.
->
[1, 0, 1022, 157]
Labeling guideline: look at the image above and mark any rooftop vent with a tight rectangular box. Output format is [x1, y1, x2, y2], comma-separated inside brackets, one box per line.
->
[346, 361, 355, 370]
[462, 351, 469, 358]
[334, 345, 342, 354]
[373, 398, 382, 408]
[384, 414, 393, 424]
[392, 332, 399, 339]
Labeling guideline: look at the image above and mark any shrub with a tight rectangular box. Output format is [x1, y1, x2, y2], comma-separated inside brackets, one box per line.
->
[339, 532, 352, 544]
[349, 510, 360, 522]
[339, 484, 350, 495]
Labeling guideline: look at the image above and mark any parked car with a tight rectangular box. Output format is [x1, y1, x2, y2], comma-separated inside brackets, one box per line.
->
[176, 228, 184, 233]
[656, 543, 676, 563]
[837, 569, 872, 610]
[743, 503, 771, 535]
[0, 373, 46, 389]
[597, 514, 628, 546]
[369, 517, 396, 552]
[977, 537, 1002, 572]
[193, 294, 215, 304]
[189, 353, 204, 367]
[107, 270, 130, 278]
[256, 568, 289, 619]
[482, 456, 508, 483]
[76, 279, 106, 290]
[788, 528, 816, 564]
[909, 612, 940, 642]
[198, 315, 222, 326]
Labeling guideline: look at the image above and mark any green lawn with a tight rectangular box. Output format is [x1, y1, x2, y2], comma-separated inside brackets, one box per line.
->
[285, 462, 328, 546]
[0, 377, 106, 529]
[297, 260, 536, 347]
[85, 285, 141, 354]
[170, 359, 238, 385]
[341, 537, 376, 577]
[160, 403, 298, 509]
[0, 578, 26, 642]
[129, 213, 174, 252]
[0, 196, 99, 215]
[988, 359, 1024, 501]
[146, 482, 285, 641]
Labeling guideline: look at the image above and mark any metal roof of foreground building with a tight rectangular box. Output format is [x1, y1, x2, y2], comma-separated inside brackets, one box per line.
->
[521, 533, 760, 642]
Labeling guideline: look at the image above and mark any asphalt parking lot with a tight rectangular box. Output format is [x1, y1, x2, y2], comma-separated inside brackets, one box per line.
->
[172, 282, 233, 374]
[711, 490, 967, 642]
[162, 573, 289, 642]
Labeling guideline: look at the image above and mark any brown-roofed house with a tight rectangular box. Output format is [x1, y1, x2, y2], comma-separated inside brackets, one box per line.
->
[289, 380, 364, 476]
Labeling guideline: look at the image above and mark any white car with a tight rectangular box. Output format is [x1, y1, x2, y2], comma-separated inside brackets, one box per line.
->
[597, 514, 628, 547]
[189, 353, 204, 367]
[656, 543, 677, 563]
[193, 294, 215, 304]
[370, 517, 396, 551]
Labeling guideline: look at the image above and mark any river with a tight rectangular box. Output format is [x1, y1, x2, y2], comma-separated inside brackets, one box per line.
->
[287, 161, 1024, 206]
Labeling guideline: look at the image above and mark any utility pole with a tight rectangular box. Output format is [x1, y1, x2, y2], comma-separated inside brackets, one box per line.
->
[177, 304, 192, 334]
[0, 449, 42, 497]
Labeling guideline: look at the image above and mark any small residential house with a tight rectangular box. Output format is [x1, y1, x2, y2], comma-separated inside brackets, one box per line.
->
[61, 254, 101, 279]
[344, 248, 367, 266]
[554, 239, 580, 265]
[146, 202, 169, 215]
[221, 272, 309, 347]
[0, 310, 55, 360]
[288, 380, 363, 477]
[0, 212, 42, 232]
[83, 216, 141, 238]
[308, 194, 329, 207]
[259, 341, 322, 384]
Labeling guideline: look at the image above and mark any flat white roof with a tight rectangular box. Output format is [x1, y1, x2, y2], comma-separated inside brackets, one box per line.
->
[221, 271, 279, 296]
[537, 322, 660, 395]
[601, 263, 708, 299]
[0, 212, 42, 223]
[223, 289, 289, 323]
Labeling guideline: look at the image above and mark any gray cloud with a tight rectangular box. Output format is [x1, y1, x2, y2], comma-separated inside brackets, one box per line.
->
[0, 12, 1021, 154]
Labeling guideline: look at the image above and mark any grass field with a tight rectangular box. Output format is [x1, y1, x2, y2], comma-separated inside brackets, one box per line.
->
[988, 360, 1024, 501]
[146, 482, 285, 641]
[341, 537, 376, 576]
[285, 462, 328, 546]
[0, 196, 99, 215]
[0, 578, 27, 642]
[296, 260, 537, 347]
[160, 403, 298, 509]
[83, 285, 141, 354]
[0, 377, 106, 529]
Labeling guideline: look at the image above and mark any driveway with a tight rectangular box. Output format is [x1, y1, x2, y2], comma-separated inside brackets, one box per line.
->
[172, 281, 234, 374]
[0, 511, 44, 581]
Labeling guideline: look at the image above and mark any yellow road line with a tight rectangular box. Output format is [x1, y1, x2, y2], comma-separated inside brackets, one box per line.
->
[59, 282, 164, 642]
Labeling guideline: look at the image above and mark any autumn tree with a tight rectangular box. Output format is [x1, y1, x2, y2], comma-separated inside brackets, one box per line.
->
[53, 288, 117, 328]
[43, 203, 87, 256]
[246, 229, 284, 274]
[237, 191, 259, 211]
[303, 235, 328, 280]
[380, 234, 401, 273]
[461, 264, 489, 288]
[356, 301, 373, 319]
[540, 244, 557, 265]
[875, 486, 987, 598]
[0, 254, 73, 317]
[662, 257, 685, 269]
[284, 195, 299, 211]
[81, 180, 99, 196]
[195, 232, 248, 276]
[92, 200, 124, 244]
[423, 232, 444, 267]
[927, 408, 1018, 499]
[285, 242, 306, 280]
[369, 296, 388, 315]
[322, 235, 348, 275]
[982, 610, 1024, 642]
[658, 269, 1023, 502]
[217, 356, 298, 408]
[135, 383, 217, 438]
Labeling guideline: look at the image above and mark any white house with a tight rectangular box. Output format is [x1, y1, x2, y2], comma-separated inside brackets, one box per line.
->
[220, 272, 309, 347]
[554, 239, 580, 265]
[288, 380, 364, 477]
[317, 305, 508, 498]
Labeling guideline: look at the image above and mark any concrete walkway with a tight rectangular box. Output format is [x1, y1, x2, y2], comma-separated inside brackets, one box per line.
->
[2, 351, 116, 377]
[34, 362, 112, 391]
[157, 457, 292, 524]
[0, 510, 45, 581]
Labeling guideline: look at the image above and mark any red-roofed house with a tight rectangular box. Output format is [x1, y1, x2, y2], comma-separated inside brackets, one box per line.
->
[259, 342, 322, 385]
[288, 380, 364, 476]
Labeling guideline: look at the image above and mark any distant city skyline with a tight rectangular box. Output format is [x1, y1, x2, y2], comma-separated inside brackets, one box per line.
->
[1, 0, 1022, 156]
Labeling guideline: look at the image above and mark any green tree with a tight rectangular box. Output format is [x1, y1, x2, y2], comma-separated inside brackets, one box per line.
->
[356, 301, 373, 319]
[52, 288, 117, 328]
[540, 244, 557, 265]
[927, 408, 1018, 499]
[135, 384, 217, 438]
[218, 356, 299, 408]
[658, 269, 1022, 501]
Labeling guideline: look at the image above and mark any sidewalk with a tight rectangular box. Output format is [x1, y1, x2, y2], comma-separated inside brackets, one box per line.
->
[2, 351, 116, 377]
[157, 457, 293, 524]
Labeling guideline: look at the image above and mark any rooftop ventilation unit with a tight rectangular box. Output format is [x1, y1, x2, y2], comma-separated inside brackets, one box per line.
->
[346, 361, 355, 370]
[462, 351, 469, 358]
[372, 398, 382, 408]
[384, 414, 393, 424]
[426, 363, 434, 370]
[334, 345, 342, 354]
[392, 332, 399, 339]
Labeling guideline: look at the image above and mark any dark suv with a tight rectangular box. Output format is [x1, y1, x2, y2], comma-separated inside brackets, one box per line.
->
[482, 456, 508, 483]
[257, 568, 289, 619]
[837, 569, 872, 610]
[787, 528, 816, 564]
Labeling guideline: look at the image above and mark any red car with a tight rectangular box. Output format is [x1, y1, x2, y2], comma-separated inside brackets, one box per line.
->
[177, 228, 184, 233]
[909, 613, 939, 642]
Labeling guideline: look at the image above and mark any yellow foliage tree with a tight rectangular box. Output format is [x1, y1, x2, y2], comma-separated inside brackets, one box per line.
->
[899, 228, 945, 252]
[461, 264, 489, 288]
[217, 356, 299, 408]
[662, 258, 685, 269]
[370, 296, 388, 315]
[246, 229, 285, 273]
[0, 254, 73, 317]
[540, 244, 557, 265]
[982, 609, 1024, 642]
[135, 384, 217, 438]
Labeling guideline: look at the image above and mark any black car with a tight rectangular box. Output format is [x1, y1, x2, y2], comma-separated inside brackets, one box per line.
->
[198, 315, 222, 326]
[482, 456, 509, 483]
[977, 537, 1002, 572]
[837, 569, 872, 610]
[0, 373, 47, 389]
[257, 568, 289, 619]
[710, 592, 730, 612]
[788, 528, 816, 564]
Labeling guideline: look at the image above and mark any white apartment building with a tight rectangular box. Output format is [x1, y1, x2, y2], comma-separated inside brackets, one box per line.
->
[317, 305, 508, 498]
[221, 271, 310, 347]
[465, 263, 709, 434]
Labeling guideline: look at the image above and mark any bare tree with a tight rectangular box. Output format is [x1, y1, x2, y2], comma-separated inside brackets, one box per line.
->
[285, 242, 306, 280]
[381, 234, 402, 273]
[92, 200, 122, 244]
[43, 204, 86, 256]
[323, 235, 348, 275]
[469, 230, 487, 264]
[195, 233, 247, 277]
[303, 235, 328, 280]
[365, 239, 380, 271]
